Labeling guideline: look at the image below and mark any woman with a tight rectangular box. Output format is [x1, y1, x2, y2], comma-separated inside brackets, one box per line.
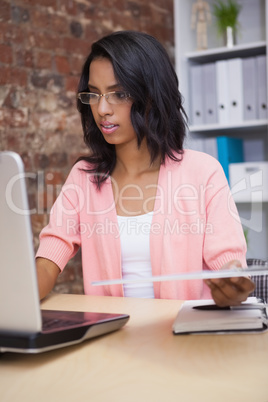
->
[36, 31, 254, 305]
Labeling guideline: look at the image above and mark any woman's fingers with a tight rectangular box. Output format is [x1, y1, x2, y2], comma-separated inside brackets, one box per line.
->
[205, 276, 256, 307]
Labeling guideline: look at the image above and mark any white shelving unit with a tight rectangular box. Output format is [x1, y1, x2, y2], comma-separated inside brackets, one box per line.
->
[186, 40, 266, 61]
[189, 119, 268, 134]
[174, 0, 268, 259]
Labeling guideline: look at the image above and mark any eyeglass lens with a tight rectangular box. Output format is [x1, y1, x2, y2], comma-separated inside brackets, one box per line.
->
[78, 92, 129, 105]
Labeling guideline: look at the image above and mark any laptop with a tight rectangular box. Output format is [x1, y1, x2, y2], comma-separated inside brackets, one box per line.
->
[0, 151, 129, 354]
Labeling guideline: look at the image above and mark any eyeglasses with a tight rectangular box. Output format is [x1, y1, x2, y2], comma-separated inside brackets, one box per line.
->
[77, 91, 131, 105]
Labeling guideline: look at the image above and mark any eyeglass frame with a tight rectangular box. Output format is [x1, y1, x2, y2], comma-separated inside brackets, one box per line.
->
[77, 91, 131, 105]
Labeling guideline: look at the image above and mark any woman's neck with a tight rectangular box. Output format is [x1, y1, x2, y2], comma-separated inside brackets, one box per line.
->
[112, 140, 161, 216]
[114, 140, 160, 177]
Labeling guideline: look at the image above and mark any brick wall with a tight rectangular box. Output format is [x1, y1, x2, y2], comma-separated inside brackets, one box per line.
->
[0, 0, 174, 295]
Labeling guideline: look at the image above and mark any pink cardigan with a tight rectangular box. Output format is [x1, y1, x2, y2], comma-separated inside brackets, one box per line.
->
[36, 150, 247, 300]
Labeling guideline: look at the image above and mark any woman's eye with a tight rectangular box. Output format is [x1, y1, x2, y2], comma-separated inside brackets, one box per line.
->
[115, 92, 125, 98]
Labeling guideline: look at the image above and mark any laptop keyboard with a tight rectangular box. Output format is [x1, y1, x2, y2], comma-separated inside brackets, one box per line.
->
[41, 310, 122, 333]
[43, 318, 72, 330]
[41, 310, 91, 332]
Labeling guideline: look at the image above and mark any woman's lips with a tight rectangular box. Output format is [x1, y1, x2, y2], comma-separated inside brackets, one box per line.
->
[100, 121, 119, 135]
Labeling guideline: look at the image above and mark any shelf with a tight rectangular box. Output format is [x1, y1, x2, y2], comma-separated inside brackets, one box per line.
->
[189, 120, 268, 134]
[185, 41, 267, 63]
[232, 196, 268, 203]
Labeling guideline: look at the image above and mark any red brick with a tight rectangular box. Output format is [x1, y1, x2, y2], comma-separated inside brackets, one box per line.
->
[154, 0, 174, 14]
[34, 50, 52, 70]
[110, 9, 141, 31]
[102, 0, 114, 8]
[55, 55, 70, 75]
[84, 23, 102, 44]
[0, 1, 11, 23]
[0, 43, 12, 64]
[69, 55, 84, 75]
[138, 2, 152, 19]
[49, 152, 68, 168]
[22, 0, 57, 10]
[83, 4, 98, 19]
[31, 214, 49, 243]
[45, 170, 65, 186]
[110, 0, 126, 11]
[30, 8, 50, 30]
[64, 133, 84, 149]
[61, 37, 90, 56]
[11, 67, 28, 87]
[0, 66, 10, 85]
[9, 137, 23, 151]
[0, 22, 8, 43]
[65, 113, 81, 134]
[0, 23, 25, 46]
[65, 75, 79, 92]
[31, 31, 59, 51]
[3, 131, 21, 150]
[45, 0, 60, 8]
[50, 14, 69, 36]
[68, 152, 87, 166]
[125, 1, 143, 18]
[15, 48, 34, 68]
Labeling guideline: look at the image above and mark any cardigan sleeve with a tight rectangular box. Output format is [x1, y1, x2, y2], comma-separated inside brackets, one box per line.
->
[36, 163, 84, 271]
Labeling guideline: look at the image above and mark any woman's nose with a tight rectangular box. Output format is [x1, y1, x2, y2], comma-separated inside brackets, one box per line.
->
[97, 96, 113, 116]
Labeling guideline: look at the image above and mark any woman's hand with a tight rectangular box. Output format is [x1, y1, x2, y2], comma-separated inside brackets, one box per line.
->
[204, 260, 256, 307]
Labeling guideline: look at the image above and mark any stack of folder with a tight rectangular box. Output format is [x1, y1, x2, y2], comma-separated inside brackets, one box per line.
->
[189, 55, 267, 126]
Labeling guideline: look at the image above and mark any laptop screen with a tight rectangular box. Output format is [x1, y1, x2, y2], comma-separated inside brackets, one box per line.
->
[0, 152, 42, 334]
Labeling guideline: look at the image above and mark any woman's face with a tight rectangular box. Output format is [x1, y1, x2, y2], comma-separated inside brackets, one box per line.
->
[88, 58, 137, 148]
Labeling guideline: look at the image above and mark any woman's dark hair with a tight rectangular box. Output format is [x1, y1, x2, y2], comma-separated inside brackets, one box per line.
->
[77, 30, 187, 188]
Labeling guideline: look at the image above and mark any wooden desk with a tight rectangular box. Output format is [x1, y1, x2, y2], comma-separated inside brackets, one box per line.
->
[0, 294, 268, 402]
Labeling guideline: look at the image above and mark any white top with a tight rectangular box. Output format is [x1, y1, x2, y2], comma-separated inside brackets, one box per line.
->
[117, 212, 155, 298]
